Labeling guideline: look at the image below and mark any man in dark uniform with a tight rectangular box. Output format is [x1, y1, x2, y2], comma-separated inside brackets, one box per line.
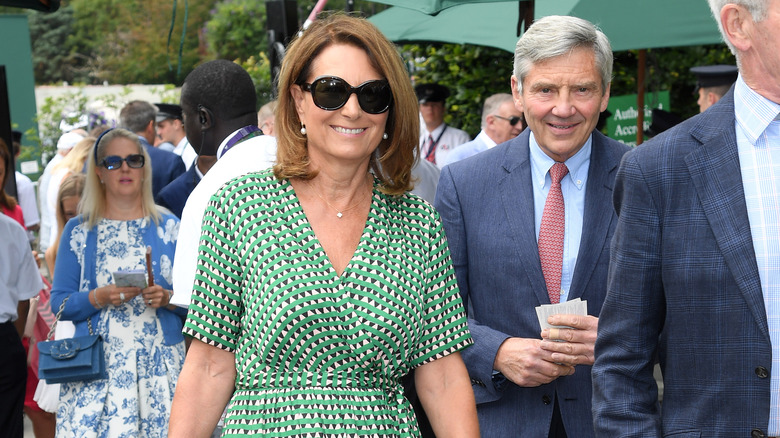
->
[690, 64, 738, 113]
[644, 108, 684, 138]
[155, 103, 197, 170]
[416, 83, 470, 168]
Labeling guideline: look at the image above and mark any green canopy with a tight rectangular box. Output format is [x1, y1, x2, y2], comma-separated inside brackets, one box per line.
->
[370, 0, 724, 52]
[370, 0, 502, 14]
[370, 2, 519, 52]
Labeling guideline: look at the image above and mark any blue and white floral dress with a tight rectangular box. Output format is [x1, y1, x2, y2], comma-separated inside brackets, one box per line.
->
[56, 217, 185, 438]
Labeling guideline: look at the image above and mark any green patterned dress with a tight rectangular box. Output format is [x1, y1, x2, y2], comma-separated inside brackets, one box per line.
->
[183, 169, 473, 437]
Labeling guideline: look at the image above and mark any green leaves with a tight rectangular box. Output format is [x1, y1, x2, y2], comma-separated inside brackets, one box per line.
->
[403, 42, 514, 138]
[205, 0, 268, 62]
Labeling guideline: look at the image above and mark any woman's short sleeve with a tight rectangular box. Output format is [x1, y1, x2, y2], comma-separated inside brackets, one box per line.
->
[182, 191, 243, 352]
[408, 208, 473, 368]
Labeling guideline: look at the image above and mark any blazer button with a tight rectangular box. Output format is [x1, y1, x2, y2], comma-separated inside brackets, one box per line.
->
[755, 366, 769, 379]
[542, 395, 551, 405]
[751, 428, 766, 438]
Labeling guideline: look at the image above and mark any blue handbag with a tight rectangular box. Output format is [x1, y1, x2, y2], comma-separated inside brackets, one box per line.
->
[37, 297, 106, 384]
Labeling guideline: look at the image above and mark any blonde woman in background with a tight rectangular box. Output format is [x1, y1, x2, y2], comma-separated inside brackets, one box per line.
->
[43, 136, 95, 252]
[44, 173, 86, 288]
[50, 129, 185, 436]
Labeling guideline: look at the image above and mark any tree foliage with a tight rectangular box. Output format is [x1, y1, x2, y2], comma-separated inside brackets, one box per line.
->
[235, 52, 274, 109]
[26, 6, 84, 84]
[9, 0, 218, 85]
[205, 0, 268, 61]
[401, 43, 515, 137]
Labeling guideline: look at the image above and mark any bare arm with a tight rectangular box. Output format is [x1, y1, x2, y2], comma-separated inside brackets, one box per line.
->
[415, 352, 480, 438]
[169, 338, 236, 438]
[14, 300, 30, 338]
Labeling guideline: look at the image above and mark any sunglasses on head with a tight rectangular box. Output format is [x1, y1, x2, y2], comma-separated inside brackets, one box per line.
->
[101, 154, 145, 170]
[300, 76, 393, 114]
[493, 114, 523, 126]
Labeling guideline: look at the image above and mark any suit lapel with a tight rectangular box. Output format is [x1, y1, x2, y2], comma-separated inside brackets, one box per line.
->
[685, 94, 768, 337]
[499, 132, 552, 306]
[569, 132, 619, 300]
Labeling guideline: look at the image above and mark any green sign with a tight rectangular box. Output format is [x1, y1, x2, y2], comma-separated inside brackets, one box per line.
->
[0, 15, 40, 180]
[606, 91, 670, 147]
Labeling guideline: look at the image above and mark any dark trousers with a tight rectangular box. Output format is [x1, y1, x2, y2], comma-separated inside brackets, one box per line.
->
[0, 321, 27, 438]
[549, 396, 568, 438]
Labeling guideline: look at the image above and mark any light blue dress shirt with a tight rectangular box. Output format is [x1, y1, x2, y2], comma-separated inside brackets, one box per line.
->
[529, 132, 591, 303]
[734, 75, 780, 434]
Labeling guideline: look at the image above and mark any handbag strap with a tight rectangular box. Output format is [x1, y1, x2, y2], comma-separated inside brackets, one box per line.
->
[45, 296, 95, 341]
[46, 220, 98, 342]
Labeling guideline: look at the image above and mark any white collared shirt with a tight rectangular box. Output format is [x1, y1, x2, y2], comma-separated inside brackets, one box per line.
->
[170, 131, 277, 308]
[173, 137, 198, 170]
[419, 122, 470, 169]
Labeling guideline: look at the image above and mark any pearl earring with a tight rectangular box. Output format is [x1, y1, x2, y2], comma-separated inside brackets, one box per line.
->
[300, 125, 307, 135]
[382, 132, 388, 140]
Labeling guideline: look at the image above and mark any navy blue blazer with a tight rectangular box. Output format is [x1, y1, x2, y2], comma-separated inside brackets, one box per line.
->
[139, 137, 186, 197]
[436, 129, 629, 438]
[155, 163, 200, 218]
[592, 89, 772, 437]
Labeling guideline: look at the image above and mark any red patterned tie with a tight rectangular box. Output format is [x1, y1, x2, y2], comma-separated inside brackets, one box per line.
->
[425, 134, 436, 163]
[538, 162, 569, 304]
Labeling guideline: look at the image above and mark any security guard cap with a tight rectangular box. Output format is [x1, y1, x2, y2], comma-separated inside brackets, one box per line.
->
[415, 83, 450, 103]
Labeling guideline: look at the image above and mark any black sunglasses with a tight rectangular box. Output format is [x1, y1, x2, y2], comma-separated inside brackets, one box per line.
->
[101, 154, 145, 170]
[493, 114, 523, 126]
[300, 76, 393, 114]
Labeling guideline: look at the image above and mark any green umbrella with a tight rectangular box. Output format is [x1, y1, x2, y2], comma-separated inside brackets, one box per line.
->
[369, 2, 520, 52]
[370, 0, 723, 52]
[371, 0, 502, 15]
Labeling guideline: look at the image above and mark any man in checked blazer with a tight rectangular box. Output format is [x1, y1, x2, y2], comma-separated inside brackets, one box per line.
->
[592, 1, 780, 436]
[435, 16, 629, 438]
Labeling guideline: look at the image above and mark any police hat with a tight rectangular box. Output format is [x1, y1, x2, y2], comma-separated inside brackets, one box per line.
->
[644, 108, 684, 138]
[415, 83, 450, 103]
[155, 103, 183, 122]
[690, 65, 738, 90]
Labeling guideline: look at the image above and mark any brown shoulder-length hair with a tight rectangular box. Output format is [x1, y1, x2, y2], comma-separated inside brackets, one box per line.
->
[273, 13, 419, 196]
[0, 138, 18, 210]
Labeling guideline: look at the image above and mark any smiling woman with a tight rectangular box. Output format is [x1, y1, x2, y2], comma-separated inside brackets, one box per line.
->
[169, 13, 479, 438]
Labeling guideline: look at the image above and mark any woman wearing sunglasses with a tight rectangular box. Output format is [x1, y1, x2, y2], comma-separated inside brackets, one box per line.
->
[170, 13, 478, 438]
[50, 128, 186, 437]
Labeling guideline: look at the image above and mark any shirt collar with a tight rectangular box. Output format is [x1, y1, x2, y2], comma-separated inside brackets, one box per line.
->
[216, 129, 239, 159]
[422, 122, 446, 138]
[734, 75, 780, 145]
[475, 130, 497, 149]
[529, 131, 591, 191]
[175, 137, 189, 152]
[193, 159, 205, 179]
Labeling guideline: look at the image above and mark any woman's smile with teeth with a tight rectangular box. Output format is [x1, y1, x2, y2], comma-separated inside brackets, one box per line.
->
[333, 126, 365, 134]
